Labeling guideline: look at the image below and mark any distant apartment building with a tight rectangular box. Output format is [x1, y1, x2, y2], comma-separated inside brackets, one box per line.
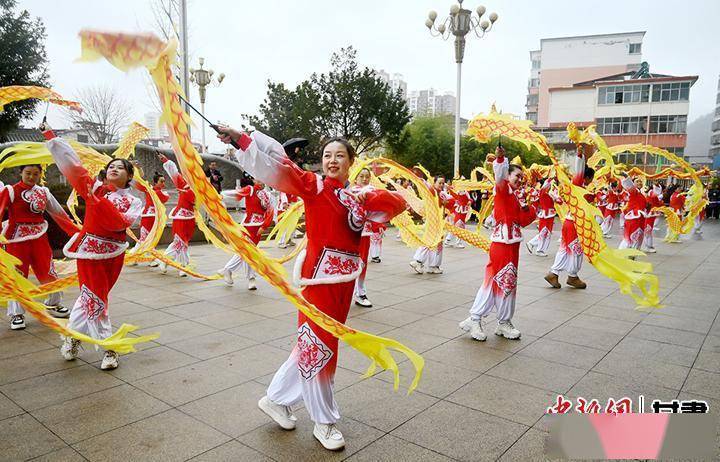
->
[144, 111, 169, 139]
[408, 88, 456, 117]
[526, 32, 697, 172]
[377, 69, 408, 98]
[710, 74, 720, 168]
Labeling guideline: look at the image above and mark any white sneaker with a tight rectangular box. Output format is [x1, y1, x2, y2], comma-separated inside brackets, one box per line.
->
[644, 247, 657, 253]
[178, 271, 188, 278]
[278, 243, 289, 249]
[60, 337, 81, 360]
[354, 295, 373, 307]
[247, 277, 257, 291]
[495, 321, 521, 340]
[525, 241, 535, 255]
[10, 314, 25, 330]
[148, 260, 160, 268]
[221, 269, 234, 286]
[444, 241, 454, 248]
[535, 250, 548, 257]
[427, 266, 443, 274]
[455, 243, 466, 249]
[258, 396, 297, 430]
[409, 260, 424, 274]
[100, 350, 119, 370]
[459, 317, 486, 341]
[46, 305, 70, 318]
[287, 240, 296, 247]
[603, 234, 613, 239]
[159, 261, 168, 274]
[313, 423, 345, 451]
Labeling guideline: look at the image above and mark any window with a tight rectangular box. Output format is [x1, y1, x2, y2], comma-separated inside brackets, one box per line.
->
[526, 112, 538, 124]
[629, 43, 642, 54]
[596, 117, 647, 135]
[76, 134, 88, 143]
[531, 59, 540, 69]
[651, 82, 691, 102]
[528, 78, 539, 88]
[649, 115, 687, 134]
[526, 94, 538, 106]
[598, 84, 650, 105]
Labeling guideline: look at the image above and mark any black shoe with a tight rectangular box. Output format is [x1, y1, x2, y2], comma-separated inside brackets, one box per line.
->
[370, 257, 381, 263]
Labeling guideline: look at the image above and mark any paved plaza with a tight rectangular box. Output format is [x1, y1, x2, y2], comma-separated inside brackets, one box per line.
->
[1, 222, 720, 461]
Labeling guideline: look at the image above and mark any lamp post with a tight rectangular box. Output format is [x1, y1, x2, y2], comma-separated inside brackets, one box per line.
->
[426, 1, 498, 178]
[189, 57, 225, 153]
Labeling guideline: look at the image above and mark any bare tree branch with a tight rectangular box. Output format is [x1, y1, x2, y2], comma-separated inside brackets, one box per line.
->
[64, 85, 132, 144]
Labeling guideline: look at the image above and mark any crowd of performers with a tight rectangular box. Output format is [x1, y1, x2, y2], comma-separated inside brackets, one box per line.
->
[1, 121, 713, 451]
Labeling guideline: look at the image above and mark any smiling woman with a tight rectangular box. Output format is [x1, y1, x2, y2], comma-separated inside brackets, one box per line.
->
[216, 126, 407, 451]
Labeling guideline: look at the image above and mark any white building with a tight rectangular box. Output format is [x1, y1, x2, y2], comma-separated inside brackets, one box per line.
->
[377, 70, 407, 98]
[710, 74, 720, 167]
[408, 88, 456, 117]
[144, 111, 169, 139]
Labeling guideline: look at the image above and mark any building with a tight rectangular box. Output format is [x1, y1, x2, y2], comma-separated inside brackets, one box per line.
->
[408, 88, 456, 117]
[144, 111, 169, 139]
[526, 32, 697, 172]
[710, 74, 720, 167]
[526, 31, 645, 126]
[377, 70, 408, 98]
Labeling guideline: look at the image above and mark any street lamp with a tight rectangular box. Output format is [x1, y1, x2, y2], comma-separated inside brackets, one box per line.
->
[189, 57, 225, 153]
[426, 1, 498, 177]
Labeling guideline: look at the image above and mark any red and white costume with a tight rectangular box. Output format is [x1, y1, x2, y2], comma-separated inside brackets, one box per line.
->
[600, 188, 621, 236]
[413, 187, 451, 269]
[618, 189, 629, 229]
[618, 178, 646, 250]
[595, 189, 607, 218]
[643, 185, 663, 251]
[221, 184, 274, 280]
[162, 159, 196, 268]
[47, 138, 142, 342]
[469, 156, 535, 322]
[669, 190, 686, 215]
[526, 180, 559, 255]
[0, 180, 79, 316]
[232, 130, 405, 424]
[444, 189, 472, 247]
[134, 182, 170, 243]
[549, 153, 588, 278]
[368, 221, 386, 260]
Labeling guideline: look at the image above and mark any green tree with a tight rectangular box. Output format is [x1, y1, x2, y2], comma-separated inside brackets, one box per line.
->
[0, 0, 49, 141]
[245, 47, 410, 165]
[388, 116, 551, 178]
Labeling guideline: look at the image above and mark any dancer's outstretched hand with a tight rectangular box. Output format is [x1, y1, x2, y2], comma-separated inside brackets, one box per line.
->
[215, 125, 242, 145]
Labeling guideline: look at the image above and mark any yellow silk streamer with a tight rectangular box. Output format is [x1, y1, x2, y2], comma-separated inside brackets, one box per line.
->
[0, 247, 158, 352]
[0, 85, 82, 112]
[78, 30, 423, 393]
[467, 109, 660, 308]
[112, 122, 150, 159]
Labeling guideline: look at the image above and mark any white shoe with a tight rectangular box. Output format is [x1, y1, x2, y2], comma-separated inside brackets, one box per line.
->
[159, 261, 168, 274]
[100, 350, 119, 370]
[313, 423, 345, 451]
[409, 260, 424, 274]
[278, 243, 289, 249]
[10, 314, 25, 330]
[148, 260, 160, 268]
[221, 269, 234, 286]
[179, 271, 188, 278]
[525, 241, 535, 255]
[287, 240, 296, 247]
[427, 266, 443, 274]
[603, 234, 613, 239]
[459, 317, 486, 341]
[46, 304, 70, 319]
[644, 247, 657, 254]
[258, 396, 297, 430]
[535, 250, 548, 257]
[456, 243, 466, 249]
[60, 337, 81, 360]
[444, 241, 454, 248]
[495, 321, 521, 340]
[354, 295, 373, 307]
[247, 277, 257, 291]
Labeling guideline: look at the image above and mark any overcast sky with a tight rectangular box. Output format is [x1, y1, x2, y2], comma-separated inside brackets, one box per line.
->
[21, 0, 720, 152]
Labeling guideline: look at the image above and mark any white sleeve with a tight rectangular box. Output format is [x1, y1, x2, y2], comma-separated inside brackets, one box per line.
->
[493, 157, 509, 184]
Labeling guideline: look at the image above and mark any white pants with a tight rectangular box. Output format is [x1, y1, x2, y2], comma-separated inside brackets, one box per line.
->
[691, 216, 704, 240]
[164, 235, 190, 267]
[223, 254, 256, 279]
[267, 340, 339, 424]
[278, 230, 293, 247]
[354, 277, 366, 297]
[550, 239, 583, 277]
[642, 223, 655, 250]
[369, 234, 383, 259]
[528, 227, 551, 254]
[7, 292, 62, 317]
[413, 243, 443, 268]
[600, 215, 614, 236]
[469, 285, 515, 322]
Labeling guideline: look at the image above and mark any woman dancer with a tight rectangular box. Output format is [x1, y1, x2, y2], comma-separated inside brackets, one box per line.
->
[219, 178, 274, 289]
[525, 178, 559, 257]
[459, 146, 536, 341]
[217, 127, 406, 451]
[0, 165, 79, 330]
[350, 168, 375, 307]
[158, 153, 196, 276]
[618, 176, 646, 250]
[132, 171, 170, 265]
[643, 183, 663, 253]
[409, 175, 450, 274]
[444, 185, 472, 249]
[44, 125, 142, 370]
